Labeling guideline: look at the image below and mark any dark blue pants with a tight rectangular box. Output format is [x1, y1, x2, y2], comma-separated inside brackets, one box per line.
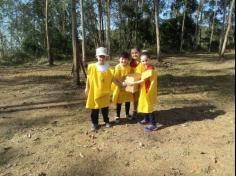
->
[116, 102, 130, 117]
[91, 107, 109, 125]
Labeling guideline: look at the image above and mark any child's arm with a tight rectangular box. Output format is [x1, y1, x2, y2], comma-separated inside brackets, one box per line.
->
[128, 79, 144, 86]
[84, 77, 89, 96]
[133, 79, 145, 85]
[112, 77, 122, 88]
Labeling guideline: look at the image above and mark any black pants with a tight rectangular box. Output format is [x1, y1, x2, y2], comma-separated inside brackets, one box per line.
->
[142, 112, 156, 126]
[91, 107, 109, 125]
[116, 102, 130, 117]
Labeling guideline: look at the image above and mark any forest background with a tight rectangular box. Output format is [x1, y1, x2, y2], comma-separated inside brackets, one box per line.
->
[0, 0, 235, 73]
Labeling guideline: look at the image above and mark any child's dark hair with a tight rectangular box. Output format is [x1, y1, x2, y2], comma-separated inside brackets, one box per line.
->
[120, 51, 130, 59]
[131, 47, 141, 53]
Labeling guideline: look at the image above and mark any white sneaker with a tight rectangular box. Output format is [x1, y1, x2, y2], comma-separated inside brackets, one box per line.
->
[105, 123, 111, 128]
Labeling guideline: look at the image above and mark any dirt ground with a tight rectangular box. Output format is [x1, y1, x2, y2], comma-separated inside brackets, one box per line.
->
[0, 53, 235, 176]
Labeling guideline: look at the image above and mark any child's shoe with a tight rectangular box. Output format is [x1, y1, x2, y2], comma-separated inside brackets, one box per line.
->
[139, 119, 149, 125]
[114, 117, 121, 123]
[91, 124, 99, 131]
[132, 111, 137, 119]
[144, 125, 157, 132]
[105, 123, 111, 128]
[125, 114, 133, 121]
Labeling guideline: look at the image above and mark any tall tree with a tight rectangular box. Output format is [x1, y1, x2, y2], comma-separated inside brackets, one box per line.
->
[218, 0, 227, 54]
[219, 0, 235, 59]
[208, 0, 217, 52]
[80, 0, 86, 64]
[180, 0, 187, 52]
[97, 0, 103, 46]
[71, 0, 80, 85]
[45, 0, 53, 65]
[194, 0, 205, 50]
[154, 0, 161, 61]
[105, 0, 111, 55]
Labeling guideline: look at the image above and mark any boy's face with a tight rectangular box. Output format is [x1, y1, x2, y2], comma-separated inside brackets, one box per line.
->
[120, 57, 129, 66]
[140, 55, 149, 66]
[97, 55, 106, 65]
[131, 49, 140, 60]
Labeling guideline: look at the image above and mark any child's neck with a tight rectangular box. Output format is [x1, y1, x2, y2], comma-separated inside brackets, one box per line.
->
[120, 63, 128, 67]
[97, 62, 106, 65]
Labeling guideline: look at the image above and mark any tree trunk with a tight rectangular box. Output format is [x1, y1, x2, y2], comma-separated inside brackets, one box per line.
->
[71, 0, 80, 85]
[98, 0, 103, 46]
[105, 0, 111, 55]
[118, 0, 122, 53]
[208, 0, 217, 52]
[0, 33, 4, 58]
[218, 0, 226, 54]
[194, 0, 204, 50]
[45, 0, 53, 66]
[154, 0, 161, 62]
[199, 8, 203, 48]
[220, 0, 235, 59]
[180, 0, 187, 52]
[80, 0, 86, 64]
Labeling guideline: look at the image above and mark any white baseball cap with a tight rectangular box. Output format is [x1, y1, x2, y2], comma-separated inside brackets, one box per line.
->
[96, 47, 109, 56]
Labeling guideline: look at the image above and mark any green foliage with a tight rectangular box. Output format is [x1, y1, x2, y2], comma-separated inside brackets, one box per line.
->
[0, 0, 234, 65]
[160, 15, 195, 52]
[22, 34, 45, 57]
[0, 51, 33, 66]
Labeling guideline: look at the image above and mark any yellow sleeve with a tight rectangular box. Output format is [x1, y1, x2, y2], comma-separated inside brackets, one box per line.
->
[87, 63, 95, 79]
[141, 70, 153, 80]
[114, 65, 121, 80]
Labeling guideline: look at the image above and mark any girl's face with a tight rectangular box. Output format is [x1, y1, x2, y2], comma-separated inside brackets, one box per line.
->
[119, 57, 129, 66]
[97, 55, 106, 65]
[140, 55, 149, 66]
[131, 49, 141, 60]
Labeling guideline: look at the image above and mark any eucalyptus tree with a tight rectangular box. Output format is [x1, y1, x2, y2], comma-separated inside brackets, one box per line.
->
[105, 0, 111, 55]
[180, 0, 187, 52]
[71, 0, 81, 85]
[97, 0, 103, 46]
[194, 0, 205, 50]
[154, 0, 161, 61]
[218, 0, 230, 54]
[219, 0, 235, 59]
[45, 0, 53, 65]
[80, 0, 86, 64]
[208, 0, 218, 52]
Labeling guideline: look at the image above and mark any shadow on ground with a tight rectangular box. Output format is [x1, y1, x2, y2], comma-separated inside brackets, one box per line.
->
[158, 74, 235, 97]
[153, 105, 225, 130]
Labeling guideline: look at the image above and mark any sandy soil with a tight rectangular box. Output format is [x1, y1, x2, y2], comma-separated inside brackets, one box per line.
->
[0, 53, 235, 176]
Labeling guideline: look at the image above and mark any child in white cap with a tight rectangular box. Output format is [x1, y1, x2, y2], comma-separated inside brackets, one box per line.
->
[85, 47, 122, 131]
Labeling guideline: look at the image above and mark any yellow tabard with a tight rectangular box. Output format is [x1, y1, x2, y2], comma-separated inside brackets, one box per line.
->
[112, 64, 133, 104]
[138, 69, 158, 113]
[133, 63, 145, 101]
[86, 63, 114, 109]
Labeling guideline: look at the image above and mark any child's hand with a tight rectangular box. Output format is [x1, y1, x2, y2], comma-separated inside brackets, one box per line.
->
[127, 81, 134, 86]
[122, 81, 127, 87]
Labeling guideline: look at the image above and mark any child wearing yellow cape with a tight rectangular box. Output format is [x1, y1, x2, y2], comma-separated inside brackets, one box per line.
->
[111, 52, 133, 123]
[127, 53, 158, 132]
[85, 47, 122, 131]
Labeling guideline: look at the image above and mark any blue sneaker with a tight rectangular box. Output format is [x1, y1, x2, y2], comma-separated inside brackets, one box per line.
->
[144, 125, 157, 132]
[139, 119, 149, 125]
